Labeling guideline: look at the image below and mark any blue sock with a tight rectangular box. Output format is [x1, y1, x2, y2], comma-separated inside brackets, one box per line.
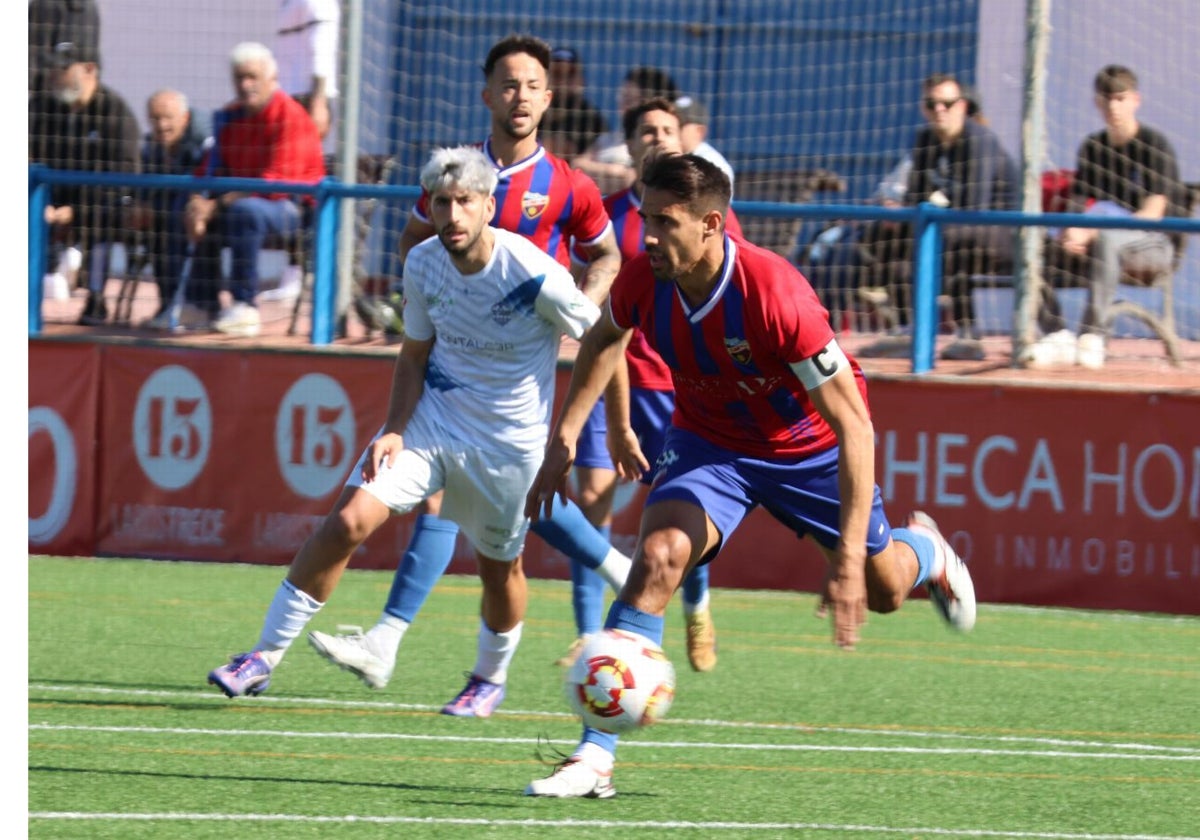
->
[569, 525, 608, 636]
[605, 599, 665, 643]
[530, 496, 612, 571]
[581, 600, 668, 756]
[682, 563, 709, 608]
[892, 527, 934, 589]
[383, 514, 460, 623]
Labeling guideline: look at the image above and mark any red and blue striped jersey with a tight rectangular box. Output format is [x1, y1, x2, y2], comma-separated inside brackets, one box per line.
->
[608, 235, 867, 458]
[412, 139, 611, 269]
[588, 187, 746, 392]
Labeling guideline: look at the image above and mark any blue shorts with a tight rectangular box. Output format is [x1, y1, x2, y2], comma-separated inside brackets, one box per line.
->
[575, 398, 612, 470]
[630, 388, 674, 486]
[647, 426, 892, 563]
[575, 388, 676, 483]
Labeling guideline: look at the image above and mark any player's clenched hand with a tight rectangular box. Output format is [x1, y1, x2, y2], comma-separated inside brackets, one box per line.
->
[362, 432, 404, 483]
[825, 560, 867, 650]
[525, 437, 574, 521]
[606, 425, 650, 482]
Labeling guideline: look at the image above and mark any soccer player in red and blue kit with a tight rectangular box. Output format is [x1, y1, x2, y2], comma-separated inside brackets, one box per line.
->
[297, 35, 634, 718]
[524, 152, 977, 798]
[561, 97, 746, 673]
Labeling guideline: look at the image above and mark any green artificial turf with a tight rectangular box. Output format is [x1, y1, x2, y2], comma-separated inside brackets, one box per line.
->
[27, 555, 1200, 839]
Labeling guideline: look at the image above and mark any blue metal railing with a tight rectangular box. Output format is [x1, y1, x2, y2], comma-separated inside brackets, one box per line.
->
[28, 166, 419, 345]
[28, 166, 1200, 367]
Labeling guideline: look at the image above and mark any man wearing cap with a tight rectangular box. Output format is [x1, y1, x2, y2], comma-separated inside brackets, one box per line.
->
[28, 0, 101, 97]
[29, 38, 141, 326]
[540, 46, 608, 163]
[675, 94, 736, 194]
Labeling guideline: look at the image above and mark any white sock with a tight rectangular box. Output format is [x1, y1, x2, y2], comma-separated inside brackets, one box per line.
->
[366, 613, 410, 663]
[596, 548, 632, 593]
[682, 591, 710, 616]
[472, 619, 523, 684]
[574, 741, 615, 772]
[254, 579, 323, 667]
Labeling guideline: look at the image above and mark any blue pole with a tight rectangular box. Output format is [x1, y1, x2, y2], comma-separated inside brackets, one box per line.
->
[310, 178, 340, 345]
[29, 167, 49, 336]
[912, 203, 942, 374]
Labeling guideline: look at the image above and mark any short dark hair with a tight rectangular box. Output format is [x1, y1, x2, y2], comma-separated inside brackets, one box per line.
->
[1094, 64, 1138, 95]
[622, 97, 678, 142]
[482, 34, 551, 78]
[640, 152, 732, 217]
[624, 66, 680, 102]
[922, 72, 961, 94]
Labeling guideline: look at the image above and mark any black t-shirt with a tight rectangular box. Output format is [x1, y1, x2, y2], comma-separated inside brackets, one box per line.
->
[1072, 124, 1186, 217]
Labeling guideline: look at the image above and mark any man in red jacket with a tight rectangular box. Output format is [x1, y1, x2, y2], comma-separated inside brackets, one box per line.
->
[179, 41, 324, 337]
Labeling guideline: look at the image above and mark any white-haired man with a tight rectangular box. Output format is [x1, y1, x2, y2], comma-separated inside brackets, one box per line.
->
[207, 146, 601, 704]
[179, 41, 325, 336]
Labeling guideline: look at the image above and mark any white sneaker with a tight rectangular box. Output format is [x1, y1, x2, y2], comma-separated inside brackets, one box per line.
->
[259, 265, 303, 302]
[43, 272, 70, 301]
[1021, 329, 1077, 367]
[213, 302, 261, 337]
[905, 511, 976, 632]
[1076, 333, 1105, 369]
[525, 758, 615, 798]
[308, 626, 394, 689]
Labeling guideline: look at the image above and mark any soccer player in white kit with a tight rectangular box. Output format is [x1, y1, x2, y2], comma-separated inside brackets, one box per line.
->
[207, 146, 600, 703]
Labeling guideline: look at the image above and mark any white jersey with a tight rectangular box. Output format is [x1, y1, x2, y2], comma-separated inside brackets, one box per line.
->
[402, 227, 600, 456]
[276, 0, 340, 99]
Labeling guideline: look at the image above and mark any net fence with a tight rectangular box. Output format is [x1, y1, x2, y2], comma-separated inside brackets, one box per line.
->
[29, 0, 1200, 372]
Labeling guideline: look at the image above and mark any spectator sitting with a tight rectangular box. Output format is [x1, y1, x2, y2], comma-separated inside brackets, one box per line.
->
[674, 94, 735, 195]
[855, 85, 994, 338]
[126, 89, 215, 331]
[29, 38, 141, 326]
[859, 75, 1018, 361]
[1026, 65, 1186, 369]
[540, 46, 607, 163]
[573, 65, 679, 195]
[178, 41, 326, 338]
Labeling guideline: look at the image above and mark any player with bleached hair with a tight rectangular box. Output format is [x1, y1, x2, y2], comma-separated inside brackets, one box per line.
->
[305, 33, 632, 719]
[524, 152, 976, 798]
[207, 145, 601, 702]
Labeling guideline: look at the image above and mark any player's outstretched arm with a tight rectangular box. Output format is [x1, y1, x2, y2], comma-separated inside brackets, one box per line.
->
[800, 356, 875, 650]
[525, 310, 629, 520]
[363, 336, 431, 482]
[602, 345, 649, 481]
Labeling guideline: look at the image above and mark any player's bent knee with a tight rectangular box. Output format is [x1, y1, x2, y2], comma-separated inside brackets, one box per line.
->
[866, 586, 905, 615]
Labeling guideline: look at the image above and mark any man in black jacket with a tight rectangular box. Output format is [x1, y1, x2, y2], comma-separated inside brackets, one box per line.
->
[29, 39, 141, 325]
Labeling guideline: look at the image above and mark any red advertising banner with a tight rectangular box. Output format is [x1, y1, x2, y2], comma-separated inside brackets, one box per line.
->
[867, 382, 1200, 614]
[28, 339, 1200, 615]
[29, 341, 100, 557]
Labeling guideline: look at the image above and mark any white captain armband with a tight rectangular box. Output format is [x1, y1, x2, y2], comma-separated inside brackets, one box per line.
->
[789, 339, 849, 390]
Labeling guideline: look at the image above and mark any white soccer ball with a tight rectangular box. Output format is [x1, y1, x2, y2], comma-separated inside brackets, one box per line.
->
[564, 628, 676, 734]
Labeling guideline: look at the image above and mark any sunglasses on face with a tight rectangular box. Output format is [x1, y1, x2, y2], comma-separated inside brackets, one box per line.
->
[924, 96, 962, 110]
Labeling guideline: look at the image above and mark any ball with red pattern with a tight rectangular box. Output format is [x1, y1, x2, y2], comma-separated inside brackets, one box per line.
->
[564, 628, 676, 734]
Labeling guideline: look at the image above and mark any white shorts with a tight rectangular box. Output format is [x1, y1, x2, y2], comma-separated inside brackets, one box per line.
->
[346, 409, 537, 562]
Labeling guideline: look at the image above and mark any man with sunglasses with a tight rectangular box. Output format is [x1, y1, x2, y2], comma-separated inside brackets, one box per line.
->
[901, 73, 1018, 361]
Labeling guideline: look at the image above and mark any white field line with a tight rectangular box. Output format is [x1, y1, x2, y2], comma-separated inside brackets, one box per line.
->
[24, 812, 1200, 839]
[29, 683, 1200, 756]
[27, 722, 1200, 763]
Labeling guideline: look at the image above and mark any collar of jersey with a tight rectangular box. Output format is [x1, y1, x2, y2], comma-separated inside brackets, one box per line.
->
[484, 138, 546, 178]
[678, 235, 736, 322]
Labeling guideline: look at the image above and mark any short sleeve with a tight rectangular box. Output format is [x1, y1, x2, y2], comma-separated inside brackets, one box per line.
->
[400, 258, 434, 341]
[534, 266, 601, 340]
